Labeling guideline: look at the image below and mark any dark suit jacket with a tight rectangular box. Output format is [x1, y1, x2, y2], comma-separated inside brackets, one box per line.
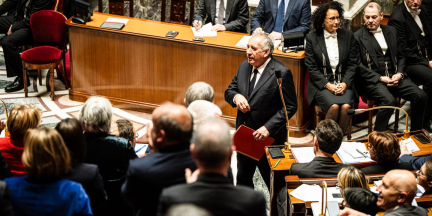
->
[0, 0, 54, 32]
[121, 143, 197, 216]
[290, 156, 350, 178]
[354, 25, 406, 85]
[64, 163, 107, 210]
[384, 205, 427, 216]
[224, 58, 297, 145]
[305, 29, 358, 106]
[399, 154, 432, 170]
[0, 181, 13, 216]
[157, 173, 266, 216]
[388, 3, 432, 67]
[0, 151, 10, 180]
[250, 0, 310, 34]
[193, 0, 249, 33]
[360, 162, 413, 175]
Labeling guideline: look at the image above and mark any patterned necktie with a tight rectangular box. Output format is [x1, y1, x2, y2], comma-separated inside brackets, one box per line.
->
[249, 69, 259, 97]
[217, 0, 225, 25]
[369, 28, 382, 34]
[324, 31, 337, 39]
[273, 0, 285, 33]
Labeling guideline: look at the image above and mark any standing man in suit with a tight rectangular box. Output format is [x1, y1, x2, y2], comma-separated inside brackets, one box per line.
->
[251, 0, 311, 40]
[158, 119, 267, 216]
[121, 103, 197, 216]
[290, 119, 350, 178]
[225, 33, 297, 188]
[192, 0, 249, 33]
[0, 0, 54, 92]
[389, 0, 432, 132]
[355, 2, 427, 132]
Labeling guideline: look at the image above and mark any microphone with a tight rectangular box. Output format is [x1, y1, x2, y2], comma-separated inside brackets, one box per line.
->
[275, 69, 291, 152]
[347, 106, 410, 139]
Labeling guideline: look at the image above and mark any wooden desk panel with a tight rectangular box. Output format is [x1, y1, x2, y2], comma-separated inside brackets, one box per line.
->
[67, 13, 311, 137]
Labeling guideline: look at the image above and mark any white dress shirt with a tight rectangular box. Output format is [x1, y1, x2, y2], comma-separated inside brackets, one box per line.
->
[215, 0, 227, 23]
[405, 1, 425, 36]
[250, 57, 272, 87]
[371, 26, 388, 54]
[324, 29, 339, 73]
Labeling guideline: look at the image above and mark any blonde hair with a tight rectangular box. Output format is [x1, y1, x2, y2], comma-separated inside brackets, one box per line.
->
[7, 104, 41, 138]
[22, 127, 71, 180]
[337, 166, 369, 192]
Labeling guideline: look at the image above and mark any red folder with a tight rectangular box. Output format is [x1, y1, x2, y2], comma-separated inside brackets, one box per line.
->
[233, 125, 275, 161]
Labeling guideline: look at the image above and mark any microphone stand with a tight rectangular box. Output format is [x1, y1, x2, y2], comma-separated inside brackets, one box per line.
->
[320, 181, 328, 216]
[348, 106, 410, 139]
[275, 69, 291, 153]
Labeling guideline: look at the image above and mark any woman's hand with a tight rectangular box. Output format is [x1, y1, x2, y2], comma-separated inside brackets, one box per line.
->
[326, 83, 338, 94]
[335, 82, 347, 95]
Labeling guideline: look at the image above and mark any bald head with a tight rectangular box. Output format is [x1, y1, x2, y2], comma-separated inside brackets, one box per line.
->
[365, 2, 382, 14]
[377, 170, 417, 210]
[152, 102, 193, 146]
[187, 100, 222, 131]
[387, 170, 417, 202]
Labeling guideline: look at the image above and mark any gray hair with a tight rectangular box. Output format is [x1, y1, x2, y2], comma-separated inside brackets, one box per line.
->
[193, 118, 232, 169]
[185, 82, 214, 107]
[79, 96, 112, 133]
[187, 100, 222, 131]
[365, 2, 382, 14]
[251, 32, 274, 56]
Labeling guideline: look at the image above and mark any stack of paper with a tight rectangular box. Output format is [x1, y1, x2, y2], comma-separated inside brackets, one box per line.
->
[291, 147, 315, 163]
[400, 138, 420, 153]
[191, 23, 217, 37]
[336, 142, 373, 164]
[291, 184, 344, 203]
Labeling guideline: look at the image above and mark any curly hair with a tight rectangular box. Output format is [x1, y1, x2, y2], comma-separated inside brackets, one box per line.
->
[368, 131, 400, 163]
[311, 1, 344, 32]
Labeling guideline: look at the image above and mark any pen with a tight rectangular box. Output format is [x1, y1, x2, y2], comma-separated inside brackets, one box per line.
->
[197, 18, 200, 27]
[274, 159, 281, 168]
[356, 148, 367, 158]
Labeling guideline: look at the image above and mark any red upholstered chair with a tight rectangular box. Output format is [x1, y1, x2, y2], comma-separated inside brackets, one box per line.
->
[22, 10, 68, 100]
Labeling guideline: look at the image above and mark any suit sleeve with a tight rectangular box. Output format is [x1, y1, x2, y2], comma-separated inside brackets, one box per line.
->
[393, 29, 407, 76]
[388, 17, 429, 67]
[0, 181, 13, 216]
[11, 0, 54, 32]
[282, 0, 311, 35]
[263, 66, 297, 135]
[88, 167, 107, 208]
[0, 0, 18, 17]
[224, 0, 249, 32]
[250, 0, 266, 33]
[225, 64, 242, 108]
[399, 154, 432, 170]
[305, 34, 329, 89]
[341, 33, 358, 87]
[192, 0, 207, 24]
[0, 151, 10, 180]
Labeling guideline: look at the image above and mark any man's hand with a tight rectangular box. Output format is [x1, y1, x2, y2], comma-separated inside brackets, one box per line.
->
[211, 24, 226, 31]
[234, 94, 250, 113]
[399, 142, 412, 157]
[185, 168, 200, 184]
[269, 31, 282, 40]
[338, 207, 368, 216]
[253, 27, 264, 35]
[326, 83, 338, 95]
[253, 126, 270, 140]
[7, 26, 12, 36]
[391, 73, 403, 82]
[380, 76, 399, 87]
[429, 61, 432, 69]
[193, 20, 202, 30]
[335, 82, 347, 95]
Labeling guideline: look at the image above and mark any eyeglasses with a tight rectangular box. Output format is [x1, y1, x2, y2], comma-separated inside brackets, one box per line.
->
[327, 16, 341, 23]
[418, 170, 426, 178]
[367, 143, 372, 151]
[335, 182, 343, 189]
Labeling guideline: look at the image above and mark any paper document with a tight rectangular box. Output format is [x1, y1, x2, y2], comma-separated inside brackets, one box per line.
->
[235, 36, 281, 49]
[291, 184, 322, 202]
[134, 144, 149, 157]
[400, 138, 420, 153]
[191, 23, 217, 37]
[311, 201, 340, 216]
[291, 147, 315, 163]
[336, 142, 373, 164]
[106, 18, 129, 25]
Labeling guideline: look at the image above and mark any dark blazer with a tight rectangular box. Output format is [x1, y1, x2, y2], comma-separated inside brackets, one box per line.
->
[354, 25, 406, 85]
[384, 205, 427, 216]
[305, 29, 358, 106]
[0, 180, 13, 216]
[224, 58, 297, 145]
[121, 143, 198, 216]
[0, 0, 54, 32]
[157, 173, 267, 216]
[250, 0, 310, 34]
[388, 3, 432, 67]
[64, 163, 107, 210]
[0, 151, 10, 180]
[193, 0, 249, 33]
[290, 156, 350, 178]
[360, 162, 413, 175]
[399, 154, 432, 170]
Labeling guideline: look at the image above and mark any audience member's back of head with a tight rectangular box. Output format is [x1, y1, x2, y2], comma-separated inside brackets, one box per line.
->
[337, 166, 369, 193]
[115, 119, 135, 145]
[55, 118, 86, 167]
[368, 131, 400, 163]
[185, 82, 214, 107]
[22, 127, 71, 181]
[187, 100, 222, 130]
[344, 188, 378, 216]
[166, 204, 211, 216]
[7, 104, 41, 139]
[315, 119, 343, 154]
[79, 96, 112, 133]
[193, 118, 231, 169]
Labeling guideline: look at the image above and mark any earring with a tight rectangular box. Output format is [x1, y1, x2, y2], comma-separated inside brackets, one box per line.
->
[322, 24, 324, 28]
